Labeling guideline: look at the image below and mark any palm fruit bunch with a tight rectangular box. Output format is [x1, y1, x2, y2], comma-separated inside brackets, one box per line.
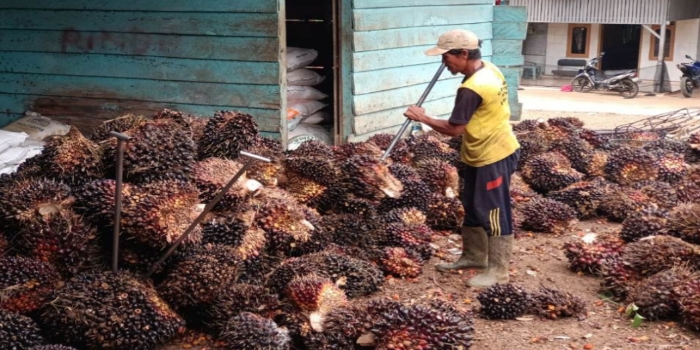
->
[367, 298, 474, 350]
[72, 179, 133, 227]
[521, 152, 584, 193]
[152, 108, 207, 143]
[548, 133, 594, 174]
[476, 283, 532, 320]
[120, 180, 202, 250]
[220, 312, 290, 350]
[677, 178, 700, 204]
[426, 193, 464, 230]
[382, 207, 426, 226]
[583, 150, 610, 177]
[90, 114, 147, 142]
[407, 134, 460, 165]
[530, 287, 587, 320]
[367, 133, 413, 164]
[626, 265, 698, 321]
[668, 203, 700, 244]
[31, 127, 103, 186]
[248, 136, 286, 187]
[266, 250, 383, 298]
[197, 111, 258, 160]
[16, 207, 103, 276]
[563, 233, 625, 275]
[597, 186, 650, 222]
[283, 156, 339, 188]
[536, 121, 572, 144]
[578, 128, 611, 149]
[0, 256, 60, 314]
[620, 235, 700, 278]
[599, 256, 641, 301]
[319, 213, 381, 248]
[288, 139, 334, 158]
[101, 118, 197, 184]
[0, 309, 46, 349]
[332, 141, 384, 161]
[287, 274, 348, 332]
[675, 279, 700, 330]
[378, 247, 424, 278]
[232, 227, 270, 283]
[338, 155, 403, 200]
[281, 171, 327, 204]
[40, 271, 185, 350]
[548, 116, 585, 130]
[514, 128, 550, 170]
[604, 146, 659, 185]
[413, 157, 459, 198]
[546, 178, 609, 219]
[380, 222, 434, 261]
[302, 303, 372, 348]
[619, 204, 670, 243]
[200, 210, 253, 246]
[652, 150, 690, 183]
[632, 180, 679, 210]
[0, 178, 72, 230]
[206, 283, 281, 332]
[520, 197, 577, 234]
[512, 119, 543, 132]
[378, 163, 431, 214]
[250, 188, 316, 256]
[156, 244, 239, 320]
[192, 157, 261, 212]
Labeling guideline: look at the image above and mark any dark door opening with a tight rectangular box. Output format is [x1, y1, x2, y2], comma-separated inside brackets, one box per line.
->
[600, 24, 641, 72]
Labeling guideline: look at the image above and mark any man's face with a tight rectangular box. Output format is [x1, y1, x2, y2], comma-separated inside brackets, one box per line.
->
[442, 50, 468, 75]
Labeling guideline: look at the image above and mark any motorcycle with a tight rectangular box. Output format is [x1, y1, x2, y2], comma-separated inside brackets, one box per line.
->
[571, 52, 640, 99]
[677, 54, 700, 98]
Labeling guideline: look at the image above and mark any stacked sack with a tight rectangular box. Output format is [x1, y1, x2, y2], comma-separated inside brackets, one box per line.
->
[285, 47, 333, 149]
[0, 112, 70, 174]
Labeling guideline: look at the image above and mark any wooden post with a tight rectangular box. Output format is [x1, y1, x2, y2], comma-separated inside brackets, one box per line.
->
[655, 23, 667, 93]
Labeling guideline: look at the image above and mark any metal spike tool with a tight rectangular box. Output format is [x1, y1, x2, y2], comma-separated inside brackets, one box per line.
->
[109, 131, 131, 273]
[146, 151, 270, 277]
[380, 62, 447, 162]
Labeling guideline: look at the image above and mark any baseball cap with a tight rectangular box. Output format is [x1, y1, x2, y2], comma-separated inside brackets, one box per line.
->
[425, 29, 480, 56]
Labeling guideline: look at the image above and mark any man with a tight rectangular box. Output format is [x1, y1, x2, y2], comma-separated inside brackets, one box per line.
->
[404, 29, 521, 288]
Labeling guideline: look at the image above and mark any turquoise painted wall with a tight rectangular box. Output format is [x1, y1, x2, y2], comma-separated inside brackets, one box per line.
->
[0, 0, 285, 136]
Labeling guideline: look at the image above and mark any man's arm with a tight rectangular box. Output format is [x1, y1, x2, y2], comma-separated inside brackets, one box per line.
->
[404, 111, 464, 137]
[404, 87, 483, 137]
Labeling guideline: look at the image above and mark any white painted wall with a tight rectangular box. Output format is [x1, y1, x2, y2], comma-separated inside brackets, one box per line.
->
[544, 23, 601, 73]
[638, 19, 699, 84]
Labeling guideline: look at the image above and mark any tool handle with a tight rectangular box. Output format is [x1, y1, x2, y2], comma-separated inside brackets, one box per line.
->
[381, 62, 446, 162]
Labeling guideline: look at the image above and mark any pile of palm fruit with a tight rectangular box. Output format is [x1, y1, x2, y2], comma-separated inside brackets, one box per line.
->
[509, 117, 700, 332]
[0, 110, 474, 350]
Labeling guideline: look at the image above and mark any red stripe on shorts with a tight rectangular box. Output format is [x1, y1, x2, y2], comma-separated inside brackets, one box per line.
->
[486, 176, 503, 191]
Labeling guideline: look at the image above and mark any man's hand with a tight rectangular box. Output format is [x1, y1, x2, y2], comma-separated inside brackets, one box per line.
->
[404, 105, 426, 122]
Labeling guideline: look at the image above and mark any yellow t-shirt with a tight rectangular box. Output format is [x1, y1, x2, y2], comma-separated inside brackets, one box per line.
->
[456, 61, 520, 167]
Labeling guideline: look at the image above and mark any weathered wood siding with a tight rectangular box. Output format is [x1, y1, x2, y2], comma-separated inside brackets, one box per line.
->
[510, 0, 669, 24]
[349, 0, 495, 141]
[493, 5, 527, 121]
[0, 0, 285, 137]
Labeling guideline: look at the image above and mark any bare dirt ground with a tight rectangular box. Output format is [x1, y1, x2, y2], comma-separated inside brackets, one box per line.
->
[377, 221, 699, 350]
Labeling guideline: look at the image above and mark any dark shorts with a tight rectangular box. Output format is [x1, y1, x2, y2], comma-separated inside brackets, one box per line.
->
[460, 149, 520, 236]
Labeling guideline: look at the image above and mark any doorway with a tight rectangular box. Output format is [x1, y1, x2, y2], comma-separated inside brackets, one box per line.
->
[600, 24, 641, 72]
[285, 0, 342, 147]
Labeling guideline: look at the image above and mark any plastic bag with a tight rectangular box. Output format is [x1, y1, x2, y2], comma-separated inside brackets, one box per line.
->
[0, 130, 28, 154]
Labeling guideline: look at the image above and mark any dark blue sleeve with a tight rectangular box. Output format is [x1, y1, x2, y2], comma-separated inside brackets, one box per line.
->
[449, 87, 483, 125]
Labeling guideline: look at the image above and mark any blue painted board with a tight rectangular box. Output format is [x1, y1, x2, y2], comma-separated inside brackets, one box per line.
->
[341, 0, 355, 141]
[353, 96, 456, 134]
[0, 30, 279, 61]
[491, 55, 525, 66]
[352, 40, 493, 72]
[492, 40, 523, 56]
[0, 92, 281, 132]
[354, 5, 493, 31]
[0, 52, 280, 85]
[493, 6, 528, 23]
[354, 77, 462, 115]
[0, 73, 281, 110]
[353, 22, 492, 52]
[493, 22, 528, 40]
[0, 0, 278, 13]
[0, 10, 278, 37]
[353, 0, 492, 8]
[353, 62, 458, 95]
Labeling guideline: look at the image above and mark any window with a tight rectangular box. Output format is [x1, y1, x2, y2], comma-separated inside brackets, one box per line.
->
[649, 24, 675, 61]
[566, 24, 591, 58]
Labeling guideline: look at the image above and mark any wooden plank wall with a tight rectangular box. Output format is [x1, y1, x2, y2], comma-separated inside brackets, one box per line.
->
[493, 5, 527, 121]
[348, 0, 495, 141]
[0, 0, 285, 137]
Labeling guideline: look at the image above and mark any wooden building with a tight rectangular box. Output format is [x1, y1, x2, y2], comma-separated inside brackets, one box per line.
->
[0, 0, 527, 147]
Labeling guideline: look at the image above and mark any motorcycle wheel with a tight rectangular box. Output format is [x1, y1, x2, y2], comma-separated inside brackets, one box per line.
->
[618, 78, 639, 99]
[572, 77, 593, 93]
[681, 76, 693, 98]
